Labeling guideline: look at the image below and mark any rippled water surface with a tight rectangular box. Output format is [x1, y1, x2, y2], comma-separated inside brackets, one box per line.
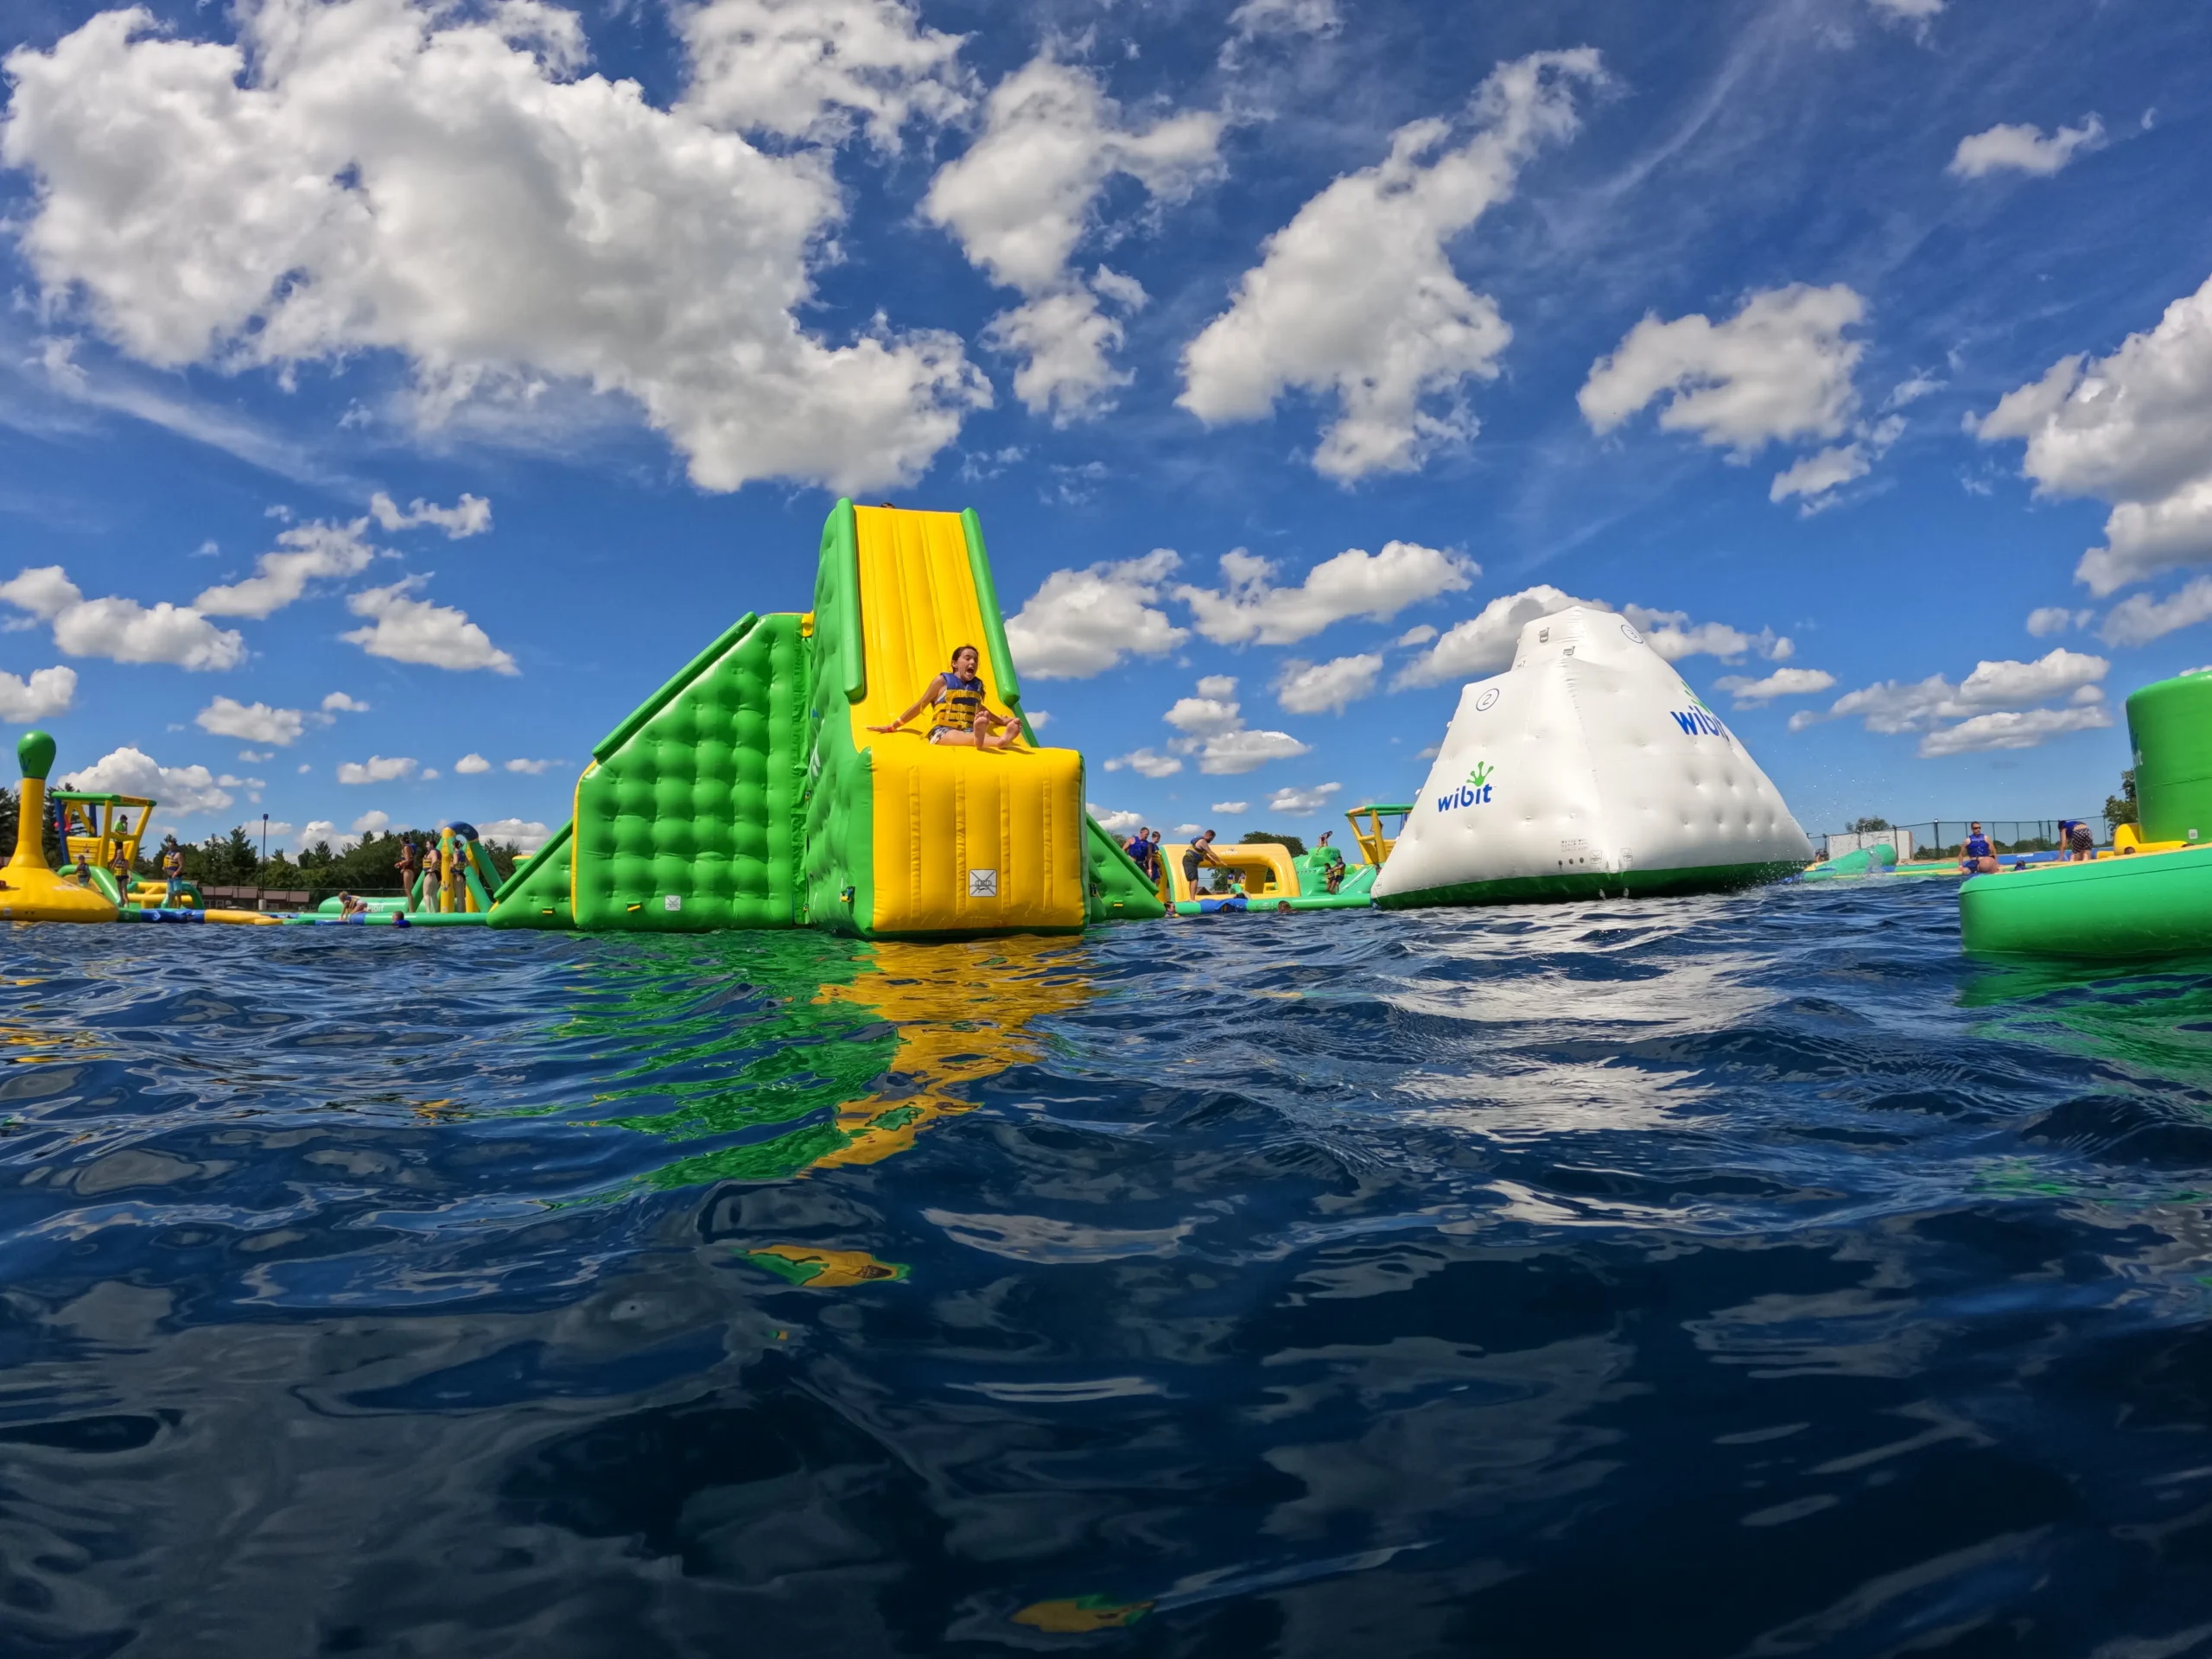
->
[9, 882, 2212, 1656]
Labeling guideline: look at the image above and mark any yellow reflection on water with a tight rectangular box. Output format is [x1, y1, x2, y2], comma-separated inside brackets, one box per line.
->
[807, 935, 1094, 1171]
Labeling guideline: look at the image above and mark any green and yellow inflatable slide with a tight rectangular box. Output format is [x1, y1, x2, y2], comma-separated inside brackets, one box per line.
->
[487, 501, 1162, 938]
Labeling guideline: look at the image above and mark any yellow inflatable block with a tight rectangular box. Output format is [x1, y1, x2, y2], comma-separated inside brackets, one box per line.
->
[1160, 840, 1300, 905]
[865, 736, 1085, 935]
[0, 734, 115, 925]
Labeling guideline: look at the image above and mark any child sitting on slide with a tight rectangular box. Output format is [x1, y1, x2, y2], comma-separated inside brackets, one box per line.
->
[870, 645, 1020, 751]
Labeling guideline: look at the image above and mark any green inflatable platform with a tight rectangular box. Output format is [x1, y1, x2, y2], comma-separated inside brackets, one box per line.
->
[1961, 671, 2212, 958]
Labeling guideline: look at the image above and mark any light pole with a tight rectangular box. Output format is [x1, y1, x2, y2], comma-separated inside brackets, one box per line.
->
[261, 813, 268, 868]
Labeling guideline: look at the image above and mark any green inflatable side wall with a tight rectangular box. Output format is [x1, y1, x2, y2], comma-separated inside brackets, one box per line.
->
[486, 820, 573, 929]
[800, 502, 874, 935]
[2128, 673, 2212, 844]
[1962, 842, 2212, 958]
[1084, 813, 1164, 922]
[568, 610, 809, 931]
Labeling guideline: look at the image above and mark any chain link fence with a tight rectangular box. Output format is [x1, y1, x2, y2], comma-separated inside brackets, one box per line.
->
[1821, 818, 2116, 861]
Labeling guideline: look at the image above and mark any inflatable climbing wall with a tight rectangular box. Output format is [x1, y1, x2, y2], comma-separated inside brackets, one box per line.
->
[1375, 605, 1813, 908]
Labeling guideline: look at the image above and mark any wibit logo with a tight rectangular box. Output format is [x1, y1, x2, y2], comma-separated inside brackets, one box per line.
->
[1439, 761, 1497, 811]
[1669, 683, 1727, 738]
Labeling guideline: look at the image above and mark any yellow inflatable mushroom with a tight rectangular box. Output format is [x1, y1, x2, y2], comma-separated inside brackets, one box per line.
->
[0, 731, 117, 924]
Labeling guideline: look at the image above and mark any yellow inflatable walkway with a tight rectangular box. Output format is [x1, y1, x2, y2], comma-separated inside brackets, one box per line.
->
[804, 505, 1088, 937]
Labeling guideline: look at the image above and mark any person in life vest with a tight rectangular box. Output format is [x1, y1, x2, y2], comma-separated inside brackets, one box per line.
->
[1313, 830, 1347, 894]
[160, 836, 186, 906]
[1959, 823, 1999, 875]
[869, 645, 1020, 751]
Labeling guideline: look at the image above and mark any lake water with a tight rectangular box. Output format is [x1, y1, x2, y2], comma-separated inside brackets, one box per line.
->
[5, 881, 2212, 1656]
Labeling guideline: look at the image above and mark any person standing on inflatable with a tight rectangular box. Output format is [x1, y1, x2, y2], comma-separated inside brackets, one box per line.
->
[1313, 830, 1347, 894]
[870, 645, 1020, 751]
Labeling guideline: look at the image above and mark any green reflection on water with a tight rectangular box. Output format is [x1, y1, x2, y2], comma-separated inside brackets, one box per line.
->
[544, 931, 1096, 1191]
[1961, 956, 2212, 1095]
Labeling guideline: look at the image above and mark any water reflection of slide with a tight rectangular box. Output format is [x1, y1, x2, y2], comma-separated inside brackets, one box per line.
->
[569, 934, 1093, 1191]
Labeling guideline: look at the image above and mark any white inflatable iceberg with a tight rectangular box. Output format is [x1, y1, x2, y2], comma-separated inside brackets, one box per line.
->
[1373, 606, 1813, 908]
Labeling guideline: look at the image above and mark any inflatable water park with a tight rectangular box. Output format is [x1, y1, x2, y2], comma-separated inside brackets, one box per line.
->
[9, 499, 2212, 962]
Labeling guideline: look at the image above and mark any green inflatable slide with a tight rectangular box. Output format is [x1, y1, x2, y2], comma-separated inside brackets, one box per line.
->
[487, 503, 1165, 938]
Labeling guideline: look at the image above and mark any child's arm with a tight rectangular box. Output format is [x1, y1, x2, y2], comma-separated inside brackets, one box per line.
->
[870, 677, 943, 734]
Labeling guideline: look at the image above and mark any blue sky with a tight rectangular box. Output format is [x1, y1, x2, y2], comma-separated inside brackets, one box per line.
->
[0, 0, 2208, 852]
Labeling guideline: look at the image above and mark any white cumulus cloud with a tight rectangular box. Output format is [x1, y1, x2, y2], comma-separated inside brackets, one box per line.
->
[1580, 284, 1869, 503]
[679, 0, 969, 150]
[1177, 542, 1471, 645]
[1394, 584, 1599, 686]
[297, 819, 350, 852]
[1192, 727, 1308, 775]
[1274, 653, 1382, 715]
[195, 696, 306, 746]
[1948, 117, 2103, 180]
[1, 0, 988, 495]
[1267, 782, 1341, 815]
[504, 757, 556, 774]
[1622, 604, 1790, 664]
[60, 746, 233, 815]
[1103, 747, 1183, 779]
[2025, 606, 2085, 639]
[343, 580, 518, 674]
[321, 691, 370, 713]
[336, 754, 418, 785]
[0, 665, 77, 722]
[2098, 577, 2212, 648]
[454, 752, 492, 774]
[477, 816, 554, 851]
[1794, 647, 2111, 756]
[350, 810, 392, 836]
[1179, 48, 1605, 480]
[925, 57, 1222, 422]
[368, 492, 492, 537]
[1088, 804, 1143, 836]
[0, 565, 245, 671]
[1712, 666, 1835, 708]
[1224, 0, 1339, 51]
[195, 518, 378, 619]
[1916, 705, 2112, 757]
[1004, 550, 1187, 679]
[1210, 800, 1249, 814]
[1974, 275, 2212, 594]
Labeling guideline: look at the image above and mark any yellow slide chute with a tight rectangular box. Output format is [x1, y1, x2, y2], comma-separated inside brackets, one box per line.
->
[823, 505, 1087, 938]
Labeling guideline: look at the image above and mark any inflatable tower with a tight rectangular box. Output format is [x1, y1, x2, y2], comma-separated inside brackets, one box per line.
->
[1374, 606, 1812, 907]
[487, 501, 1163, 938]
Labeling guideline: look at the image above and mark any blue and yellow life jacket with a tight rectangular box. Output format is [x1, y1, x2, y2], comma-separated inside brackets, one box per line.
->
[932, 671, 988, 732]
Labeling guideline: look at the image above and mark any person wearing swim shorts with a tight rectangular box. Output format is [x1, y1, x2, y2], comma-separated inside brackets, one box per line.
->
[1960, 823, 1999, 875]
[870, 645, 1019, 751]
[1182, 830, 1224, 896]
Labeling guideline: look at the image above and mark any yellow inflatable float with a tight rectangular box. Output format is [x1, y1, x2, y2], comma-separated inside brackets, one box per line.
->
[0, 731, 118, 924]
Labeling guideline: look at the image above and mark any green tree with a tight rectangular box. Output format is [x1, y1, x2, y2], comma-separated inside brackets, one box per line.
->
[2105, 768, 2139, 829]
[1847, 816, 1891, 834]
[1240, 830, 1308, 858]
